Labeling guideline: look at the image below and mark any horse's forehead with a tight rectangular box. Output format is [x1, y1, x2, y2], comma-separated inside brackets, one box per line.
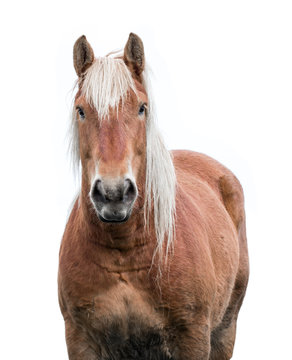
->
[75, 80, 147, 110]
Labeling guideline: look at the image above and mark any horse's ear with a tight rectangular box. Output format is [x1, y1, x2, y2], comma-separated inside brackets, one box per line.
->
[123, 33, 145, 80]
[73, 35, 95, 77]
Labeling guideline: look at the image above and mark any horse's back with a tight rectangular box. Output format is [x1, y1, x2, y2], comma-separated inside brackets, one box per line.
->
[172, 150, 245, 231]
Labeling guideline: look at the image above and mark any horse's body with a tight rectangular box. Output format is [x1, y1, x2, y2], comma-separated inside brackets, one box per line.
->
[58, 34, 249, 360]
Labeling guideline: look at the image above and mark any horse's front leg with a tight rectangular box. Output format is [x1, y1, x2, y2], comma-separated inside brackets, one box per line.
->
[171, 313, 211, 360]
[65, 320, 99, 360]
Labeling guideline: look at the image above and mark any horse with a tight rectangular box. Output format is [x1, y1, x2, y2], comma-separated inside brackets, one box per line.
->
[58, 33, 249, 360]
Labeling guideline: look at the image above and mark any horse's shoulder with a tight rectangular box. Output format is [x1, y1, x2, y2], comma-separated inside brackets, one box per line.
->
[171, 149, 245, 230]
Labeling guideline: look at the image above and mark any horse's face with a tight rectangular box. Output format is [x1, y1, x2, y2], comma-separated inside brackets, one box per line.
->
[73, 34, 147, 223]
[75, 84, 147, 223]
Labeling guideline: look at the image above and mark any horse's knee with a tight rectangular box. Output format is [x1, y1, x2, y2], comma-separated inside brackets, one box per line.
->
[172, 319, 211, 360]
[210, 320, 236, 360]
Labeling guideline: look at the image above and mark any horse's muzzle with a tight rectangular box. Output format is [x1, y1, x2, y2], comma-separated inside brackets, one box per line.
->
[90, 178, 137, 223]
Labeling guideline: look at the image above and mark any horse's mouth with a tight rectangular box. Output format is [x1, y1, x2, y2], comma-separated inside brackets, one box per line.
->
[98, 213, 130, 224]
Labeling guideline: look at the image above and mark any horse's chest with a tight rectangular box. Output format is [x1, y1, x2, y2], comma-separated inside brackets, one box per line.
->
[78, 279, 172, 359]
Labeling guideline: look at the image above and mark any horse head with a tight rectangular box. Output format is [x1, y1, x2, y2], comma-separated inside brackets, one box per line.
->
[73, 34, 148, 223]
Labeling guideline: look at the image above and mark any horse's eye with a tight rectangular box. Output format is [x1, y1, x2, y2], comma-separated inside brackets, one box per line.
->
[76, 107, 85, 120]
[138, 104, 146, 116]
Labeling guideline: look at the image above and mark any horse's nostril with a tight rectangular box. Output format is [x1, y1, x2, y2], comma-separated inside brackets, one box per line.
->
[92, 180, 106, 203]
[123, 179, 137, 202]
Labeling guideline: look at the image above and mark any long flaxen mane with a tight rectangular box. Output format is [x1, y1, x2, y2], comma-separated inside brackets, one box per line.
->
[69, 55, 176, 257]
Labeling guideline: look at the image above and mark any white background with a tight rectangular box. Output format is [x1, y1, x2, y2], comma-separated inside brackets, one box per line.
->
[1, 1, 291, 359]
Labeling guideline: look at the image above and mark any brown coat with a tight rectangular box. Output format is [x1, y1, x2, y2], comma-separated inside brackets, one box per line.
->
[59, 151, 249, 360]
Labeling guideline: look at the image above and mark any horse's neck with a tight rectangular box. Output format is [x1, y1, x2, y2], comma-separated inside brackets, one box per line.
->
[76, 191, 150, 251]
[68, 193, 157, 273]
[62, 199, 155, 276]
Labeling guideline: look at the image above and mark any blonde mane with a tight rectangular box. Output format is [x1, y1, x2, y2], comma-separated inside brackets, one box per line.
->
[69, 55, 176, 257]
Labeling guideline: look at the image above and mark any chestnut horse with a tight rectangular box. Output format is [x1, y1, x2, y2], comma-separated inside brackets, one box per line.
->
[58, 33, 249, 360]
